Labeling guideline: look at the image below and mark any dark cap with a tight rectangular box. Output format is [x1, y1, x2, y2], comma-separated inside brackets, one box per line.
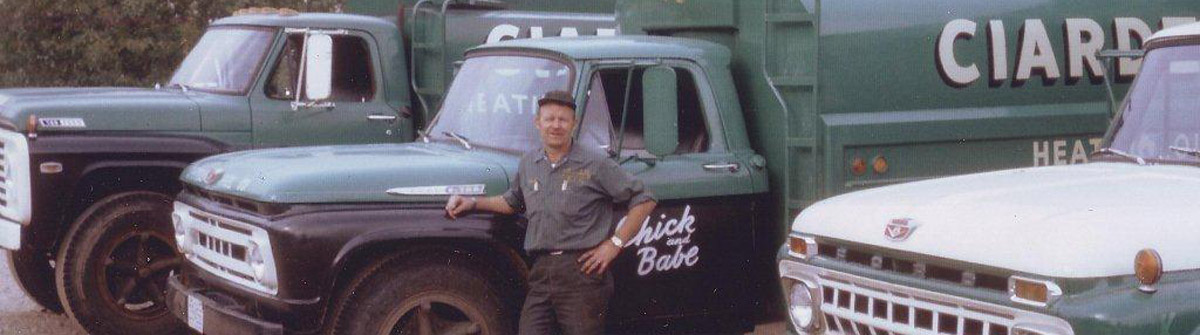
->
[537, 90, 576, 110]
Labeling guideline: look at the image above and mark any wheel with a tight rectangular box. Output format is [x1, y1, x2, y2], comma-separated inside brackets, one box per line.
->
[55, 191, 185, 335]
[7, 247, 64, 313]
[331, 249, 517, 335]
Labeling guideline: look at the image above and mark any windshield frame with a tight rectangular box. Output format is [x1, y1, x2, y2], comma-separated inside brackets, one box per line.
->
[1100, 38, 1200, 167]
[423, 50, 579, 154]
[168, 25, 279, 96]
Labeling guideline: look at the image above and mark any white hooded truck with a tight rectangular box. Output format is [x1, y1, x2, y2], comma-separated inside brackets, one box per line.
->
[778, 23, 1200, 335]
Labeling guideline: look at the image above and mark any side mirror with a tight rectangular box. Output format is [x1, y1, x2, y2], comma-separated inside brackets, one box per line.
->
[642, 66, 679, 157]
[304, 33, 334, 101]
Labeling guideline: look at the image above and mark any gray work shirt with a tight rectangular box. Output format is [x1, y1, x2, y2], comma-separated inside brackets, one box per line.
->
[503, 144, 655, 252]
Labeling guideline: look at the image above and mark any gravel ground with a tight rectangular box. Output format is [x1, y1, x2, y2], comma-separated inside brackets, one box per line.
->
[0, 256, 86, 335]
[0, 255, 784, 335]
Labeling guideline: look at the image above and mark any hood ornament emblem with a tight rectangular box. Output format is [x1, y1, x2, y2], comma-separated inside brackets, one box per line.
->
[204, 168, 224, 185]
[884, 218, 919, 241]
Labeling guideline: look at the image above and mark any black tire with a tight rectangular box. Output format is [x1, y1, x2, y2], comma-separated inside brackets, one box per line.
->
[55, 191, 185, 335]
[330, 248, 517, 335]
[7, 247, 64, 313]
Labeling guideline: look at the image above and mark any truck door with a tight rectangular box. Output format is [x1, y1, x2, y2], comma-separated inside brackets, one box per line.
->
[582, 64, 758, 329]
[250, 29, 405, 148]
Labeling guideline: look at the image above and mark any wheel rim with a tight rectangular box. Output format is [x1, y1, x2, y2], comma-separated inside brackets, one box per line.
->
[383, 293, 489, 335]
[96, 221, 180, 320]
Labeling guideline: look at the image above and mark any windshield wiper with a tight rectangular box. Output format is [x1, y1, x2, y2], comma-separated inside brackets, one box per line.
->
[1092, 147, 1146, 165]
[165, 83, 191, 92]
[442, 131, 472, 150]
[1169, 146, 1200, 158]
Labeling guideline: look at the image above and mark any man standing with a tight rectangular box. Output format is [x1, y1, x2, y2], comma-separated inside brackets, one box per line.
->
[446, 90, 657, 335]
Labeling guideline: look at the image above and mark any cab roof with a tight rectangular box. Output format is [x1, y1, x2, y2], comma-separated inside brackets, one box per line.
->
[1147, 22, 1200, 43]
[213, 13, 396, 36]
[468, 35, 731, 66]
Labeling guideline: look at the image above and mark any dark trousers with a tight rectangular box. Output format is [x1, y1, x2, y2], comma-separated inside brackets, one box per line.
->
[519, 251, 614, 335]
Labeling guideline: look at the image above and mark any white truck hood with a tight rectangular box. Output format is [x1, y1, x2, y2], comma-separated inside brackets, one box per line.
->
[794, 162, 1200, 278]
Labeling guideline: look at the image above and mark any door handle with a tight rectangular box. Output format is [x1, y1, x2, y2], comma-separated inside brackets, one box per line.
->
[702, 162, 740, 173]
[367, 114, 398, 122]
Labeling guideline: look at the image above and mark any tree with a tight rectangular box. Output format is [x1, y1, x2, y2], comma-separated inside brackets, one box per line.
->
[0, 0, 341, 87]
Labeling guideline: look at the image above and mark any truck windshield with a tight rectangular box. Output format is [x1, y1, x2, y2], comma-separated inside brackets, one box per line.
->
[1107, 44, 1200, 166]
[168, 27, 274, 94]
[428, 55, 605, 153]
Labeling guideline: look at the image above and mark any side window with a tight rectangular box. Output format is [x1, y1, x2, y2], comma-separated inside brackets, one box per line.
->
[586, 66, 709, 156]
[265, 33, 376, 102]
[265, 34, 303, 100]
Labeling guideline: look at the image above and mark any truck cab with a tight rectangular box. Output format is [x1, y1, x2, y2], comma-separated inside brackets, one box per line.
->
[0, 11, 412, 335]
[778, 22, 1200, 335]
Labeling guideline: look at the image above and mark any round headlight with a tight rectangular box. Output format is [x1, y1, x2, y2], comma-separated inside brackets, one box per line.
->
[788, 282, 819, 332]
[247, 240, 266, 282]
[171, 213, 188, 253]
[1134, 248, 1162, 292]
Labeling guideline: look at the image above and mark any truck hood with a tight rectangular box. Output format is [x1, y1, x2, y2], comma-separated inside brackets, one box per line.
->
[0, 87, 199, 132]
[183, 142, 515, 204]
[794, 162, 1200, 278]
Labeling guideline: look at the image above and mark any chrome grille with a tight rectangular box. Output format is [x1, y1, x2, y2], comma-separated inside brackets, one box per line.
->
[0, 140, 8, 207]
[175, 202, 278, 295]
[0, 130, 30, 226]
[819, 277, 1012, 335]
[778, 260, 1073, 335]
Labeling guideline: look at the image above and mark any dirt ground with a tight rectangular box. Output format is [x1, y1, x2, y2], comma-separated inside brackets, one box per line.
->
[0, 259, 85, 335]
[0, 257, 785, 335]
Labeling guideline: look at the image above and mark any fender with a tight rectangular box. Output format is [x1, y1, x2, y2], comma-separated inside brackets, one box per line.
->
[23, 133, 232, 250]
[325, 210, 529, 299]
[201, 201, 527, 300]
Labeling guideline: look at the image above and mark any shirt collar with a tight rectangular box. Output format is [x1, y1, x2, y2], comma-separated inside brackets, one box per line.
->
[534, 142, 582, 165]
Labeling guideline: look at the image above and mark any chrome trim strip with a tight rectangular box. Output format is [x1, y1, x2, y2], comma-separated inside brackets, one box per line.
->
[386, 184, 487, 196]
[0, 130, 31, 226]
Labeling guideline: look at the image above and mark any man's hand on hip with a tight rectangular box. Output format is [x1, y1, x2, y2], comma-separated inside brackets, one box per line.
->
[444, 195, 475, 219]
[578, 242, 621, 275]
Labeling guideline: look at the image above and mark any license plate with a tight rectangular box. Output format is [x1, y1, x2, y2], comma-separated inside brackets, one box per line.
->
[187, 294, 204, 333]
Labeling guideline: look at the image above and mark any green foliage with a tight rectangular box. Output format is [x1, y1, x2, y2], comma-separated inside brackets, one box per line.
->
[0, 0, 341, 87]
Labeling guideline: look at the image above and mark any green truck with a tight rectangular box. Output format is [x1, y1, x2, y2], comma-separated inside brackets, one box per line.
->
[164, 0, 1199, 334]
[779, 22, 1200, 335]
[0, 1, 615, 334]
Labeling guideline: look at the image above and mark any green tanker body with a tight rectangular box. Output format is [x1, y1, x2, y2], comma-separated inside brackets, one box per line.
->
[162, 0, 1200, 334]
[0, 2, 615, 334]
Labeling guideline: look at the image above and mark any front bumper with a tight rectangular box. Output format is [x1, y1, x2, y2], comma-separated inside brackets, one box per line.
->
[168, 271, 323, 335]
[0, 216, 19, 250]
[168, 274, 283, 335]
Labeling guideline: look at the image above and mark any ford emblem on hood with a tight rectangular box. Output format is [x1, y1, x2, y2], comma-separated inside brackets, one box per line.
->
[884, 218, 919, 241]
[204, 168, 224, 185]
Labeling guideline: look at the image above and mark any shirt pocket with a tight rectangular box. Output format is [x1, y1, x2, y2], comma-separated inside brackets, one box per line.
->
[524, 177, 547, 216]
[561, 183, 598, 220]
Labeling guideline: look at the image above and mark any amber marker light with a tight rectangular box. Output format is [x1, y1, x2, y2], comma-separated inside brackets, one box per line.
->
[26, 114, 37, 139]
[1009, 276, 1061, 307]
[788, 234, 817, 259]
[1135, 248, 1163, 293]
[850, 157, 867, 176]
[872, 155, 889, 174]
